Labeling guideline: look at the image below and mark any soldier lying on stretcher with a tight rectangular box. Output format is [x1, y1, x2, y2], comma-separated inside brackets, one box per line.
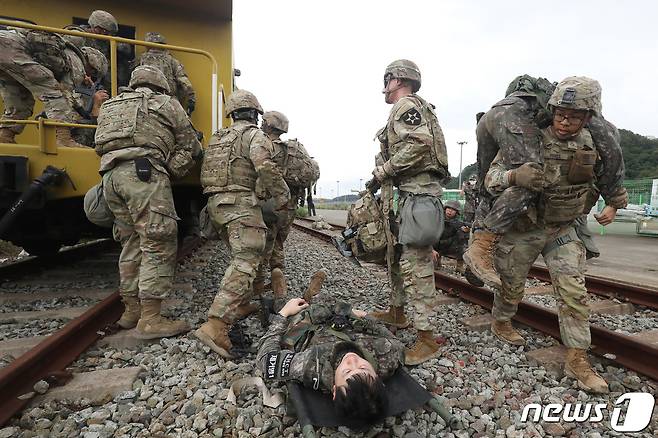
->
[257, 296, 405, 423]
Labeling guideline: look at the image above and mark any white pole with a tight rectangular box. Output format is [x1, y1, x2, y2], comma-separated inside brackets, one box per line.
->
[457, 141, 468, 188]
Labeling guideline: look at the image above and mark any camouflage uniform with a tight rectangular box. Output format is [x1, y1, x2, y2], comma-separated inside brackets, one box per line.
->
[434, 213, 469, 261]
[377, 92, 447, 332]
[95, 69, 201, 302]
[201, 119, 289, 325]
[257, 302, 404, 391]
[0, 28, 78, 135]
[82, 11, 132, 88]
[485, 127, 595, 348]
[136, 32, 196, 112]
[461, 176, 478, 224]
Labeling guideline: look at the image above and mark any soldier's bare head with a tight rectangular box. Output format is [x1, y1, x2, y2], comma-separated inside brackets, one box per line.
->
[332, 356, 388, 422]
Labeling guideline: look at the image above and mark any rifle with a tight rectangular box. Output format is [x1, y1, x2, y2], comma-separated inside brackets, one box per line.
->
[74, 76, 105, 119]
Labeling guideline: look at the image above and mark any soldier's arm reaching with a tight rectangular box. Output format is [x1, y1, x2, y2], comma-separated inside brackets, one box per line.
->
[165, 98, 202, 179]
[172, 58, 196, 113]
[249, 131, 290, 208]
[588, 117, 628, 210]
[374, 99, 434, 179]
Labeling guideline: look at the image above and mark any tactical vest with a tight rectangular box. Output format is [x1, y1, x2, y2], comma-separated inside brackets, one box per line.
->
[95, 89, 174, 161]
[539, 128, 596, 224]
[284, 139, 318, 189]
[200, 123, 259, 193]
[138, 50, 177, 97]
[380, 94, 448, 179]
[343, 191, 387, 263]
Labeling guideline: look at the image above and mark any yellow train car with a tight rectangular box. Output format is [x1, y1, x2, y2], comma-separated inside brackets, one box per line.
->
[0, 0, 233, 255]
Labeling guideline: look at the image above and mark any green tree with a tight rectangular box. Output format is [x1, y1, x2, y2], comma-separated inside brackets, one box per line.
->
[619, 129, 658, 179]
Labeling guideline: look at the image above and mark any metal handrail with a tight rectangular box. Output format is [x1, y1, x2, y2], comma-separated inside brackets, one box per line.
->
[0, 18, 222, 132]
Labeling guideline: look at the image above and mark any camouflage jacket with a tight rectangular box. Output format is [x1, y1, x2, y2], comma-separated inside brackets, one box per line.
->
[376, 94, 446, 196]
[136, 49, 196, 107]
[461, 179, 478, 214]
[95, 87, 201, 179]
[257, 302, 405, 392]
[476, 92, 625, 206]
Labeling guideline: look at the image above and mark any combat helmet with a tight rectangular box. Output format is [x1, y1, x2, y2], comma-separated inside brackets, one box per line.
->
[262, 111, 289, 133]
[384, 59, 421, 92]
[505, 74, 556, 110]
[88, 10, 118, 35]
[548, 76, 602, 116]
[129, 65, 171, 93]
[145, 32, 166, 44]
[81, 47, 108, 79]
[444, 200, 462, 213]
[225, 90, 263, 116]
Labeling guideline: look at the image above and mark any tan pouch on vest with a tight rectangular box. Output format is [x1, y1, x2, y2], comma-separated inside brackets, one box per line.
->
[567, 149, 596, 184]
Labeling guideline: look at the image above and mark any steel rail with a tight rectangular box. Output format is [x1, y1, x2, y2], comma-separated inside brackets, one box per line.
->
[296, 218, 658, 310]
[0, 237, 202, 426]
[292, 219, 658, 381]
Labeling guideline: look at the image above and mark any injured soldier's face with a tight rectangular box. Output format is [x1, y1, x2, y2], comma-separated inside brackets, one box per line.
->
[332, 352, 378, 395]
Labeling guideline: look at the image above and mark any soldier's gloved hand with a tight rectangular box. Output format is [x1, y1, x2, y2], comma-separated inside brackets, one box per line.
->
[365, 178, 381, 193]
[508, 162, 544, 192]
[187, 101, 196, 115]
[607, 187, 628, 209]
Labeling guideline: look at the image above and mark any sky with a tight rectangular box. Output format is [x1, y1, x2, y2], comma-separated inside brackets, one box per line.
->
[233, 0, 658, 199]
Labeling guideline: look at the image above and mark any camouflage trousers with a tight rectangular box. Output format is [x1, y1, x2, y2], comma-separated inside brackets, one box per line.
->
[493, 224, 591, 349]
[271, 207, 296, 271]
[389, 244, 436, 332]
[206, 191, 267, 325]
[0, 35, 76, 134]
[473, 186, 538, 234]
[102, 161, 179, 300]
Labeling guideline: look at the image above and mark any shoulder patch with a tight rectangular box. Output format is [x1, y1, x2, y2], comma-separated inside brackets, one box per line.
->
[401, 108, 422, 126]
[264, 351, 295, 380]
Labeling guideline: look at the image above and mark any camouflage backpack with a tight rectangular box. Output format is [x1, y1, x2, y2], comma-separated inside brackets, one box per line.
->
[343, 191, 387, 263]
[24, 30, 70, 79]
[284, 139, 317, 188]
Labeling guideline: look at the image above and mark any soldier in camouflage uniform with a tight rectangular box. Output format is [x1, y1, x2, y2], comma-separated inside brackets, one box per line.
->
[254, 111, 293, 299]
[485, 77, 626, 393]
[367, 60, 449, 365]
[432, 200, 469, 271]
[82, 10, 132, 88]
[464, 75, 627, 288]
[135, 32, 196, 115]
[195, 90, 290, 358]
[95, 65, 202, 339]
[461, 174, 478, 224]
[258, 297, 403, 422]
[0, 27, 85, 146]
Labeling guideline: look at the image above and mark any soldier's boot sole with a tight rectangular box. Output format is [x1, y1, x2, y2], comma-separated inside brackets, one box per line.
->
[271, 268, 287, 299]
[491, 321, 526, 346]
[463, 249, 502, 289]
[303, 270, 327, 303]
[194, 325, 233, 359]
[134, 318, 190, 340]
[463, 267, 485, 287]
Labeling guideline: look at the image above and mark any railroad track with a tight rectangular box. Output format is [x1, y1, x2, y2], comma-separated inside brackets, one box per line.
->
[295, 217, 658, 311]
[292, 218, 658, 382]
[0, 236, 203, 426]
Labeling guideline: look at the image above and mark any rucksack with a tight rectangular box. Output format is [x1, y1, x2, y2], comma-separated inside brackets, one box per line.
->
[284, 139, 318, 188]
[24, 30, 70, 79]
[342, 191, 388, 263]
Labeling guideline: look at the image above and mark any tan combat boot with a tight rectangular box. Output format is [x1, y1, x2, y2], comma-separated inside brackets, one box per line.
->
[565, 348, 609, 393]
[117, 296, 141, 329]
[271, 268, 287, 299]
[55, 127, 86, 148]
[463, 230, 501, 288]
[303, 270, 327, 303]
[0, 128, 16, 144]
[194, 317, 234, 359]
[368, 306, 410, 329]
[491, 320, 525, 345]
[135, 299, 190, 339]
[405, 330, 441, 365]
[234, 302, 260, 320]
[253, 279, 265, 297]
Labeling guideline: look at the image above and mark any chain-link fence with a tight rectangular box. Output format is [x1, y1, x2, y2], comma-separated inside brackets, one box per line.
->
[624, 178, 658, 206]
